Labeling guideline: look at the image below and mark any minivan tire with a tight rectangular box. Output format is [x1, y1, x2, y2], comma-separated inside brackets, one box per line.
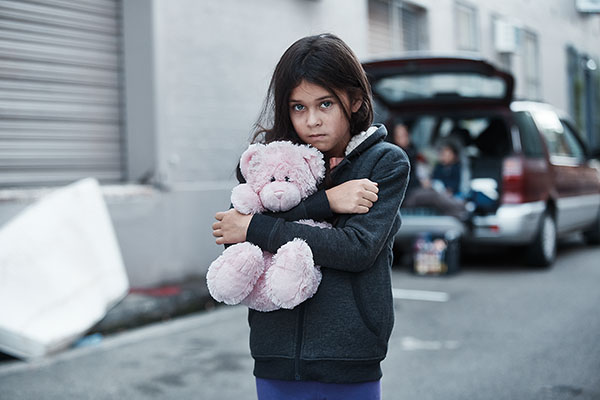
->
[527, 211, 557, 267]
[583, 209, 600, 245]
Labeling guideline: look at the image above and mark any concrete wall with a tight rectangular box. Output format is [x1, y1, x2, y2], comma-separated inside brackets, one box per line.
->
[117, 0, 368, 286]
[150, 0, 368, 185]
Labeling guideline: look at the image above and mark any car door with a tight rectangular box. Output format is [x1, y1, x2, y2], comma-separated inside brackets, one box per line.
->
[533, 108, 597, 232]
[559, 120, 600, 224]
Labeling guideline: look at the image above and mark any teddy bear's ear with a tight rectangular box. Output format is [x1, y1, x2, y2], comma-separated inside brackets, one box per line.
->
[301, 145, 326, 182]
[240, 143, 264, 179]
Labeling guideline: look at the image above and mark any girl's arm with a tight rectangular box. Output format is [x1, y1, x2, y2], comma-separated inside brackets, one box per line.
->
[213, 179, 379, 242]
[246, 150, 409, 273]
[266, 179, 379, 222]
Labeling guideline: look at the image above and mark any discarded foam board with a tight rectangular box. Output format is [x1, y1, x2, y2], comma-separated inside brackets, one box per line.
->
[0, 178, 129, 359]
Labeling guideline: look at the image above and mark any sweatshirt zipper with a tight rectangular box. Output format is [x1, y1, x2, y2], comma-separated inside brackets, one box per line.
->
[294, 303, 305, 381]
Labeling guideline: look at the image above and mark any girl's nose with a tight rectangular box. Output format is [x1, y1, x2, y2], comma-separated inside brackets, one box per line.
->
[307, 109, 322, 127]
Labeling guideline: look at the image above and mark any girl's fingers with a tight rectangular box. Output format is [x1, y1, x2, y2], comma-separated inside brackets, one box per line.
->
[363, 190, 378, 203]
[215, 211, 225, 221]
[358, 200, 373, 209]
[361, 179, 379, 193]
[212, 229, 222, 238]
[357, 205, 370, 214]
[366, 184, 379, 194]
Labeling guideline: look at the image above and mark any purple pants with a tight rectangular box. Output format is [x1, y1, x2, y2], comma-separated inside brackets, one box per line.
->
[255, 377, 381, 400]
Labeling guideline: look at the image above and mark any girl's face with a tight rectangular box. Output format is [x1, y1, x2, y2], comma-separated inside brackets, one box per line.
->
[289, 80, 361, 157]
[439, 145, 457, 165]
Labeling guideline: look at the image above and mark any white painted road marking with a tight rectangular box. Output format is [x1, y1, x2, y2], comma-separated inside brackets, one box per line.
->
[400, 336, 460, 351]
[392, 288, 450, 302]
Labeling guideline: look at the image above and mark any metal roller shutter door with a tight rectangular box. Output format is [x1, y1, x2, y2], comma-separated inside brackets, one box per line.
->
[0, 0, 124, 188]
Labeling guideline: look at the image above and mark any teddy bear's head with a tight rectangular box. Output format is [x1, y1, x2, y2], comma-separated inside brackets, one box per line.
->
[239, 141, 325, 212]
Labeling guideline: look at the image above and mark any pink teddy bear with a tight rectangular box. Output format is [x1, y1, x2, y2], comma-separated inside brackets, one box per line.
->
[206, 141, 331, 312]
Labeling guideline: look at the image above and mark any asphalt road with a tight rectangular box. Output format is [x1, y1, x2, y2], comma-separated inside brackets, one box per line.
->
[1, 237, 599, 399]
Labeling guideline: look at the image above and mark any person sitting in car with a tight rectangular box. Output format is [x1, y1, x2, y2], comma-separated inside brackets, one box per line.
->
[430, 141, 462, 197]
[391, 122, 421, 194]
[400, 139, 469, 221]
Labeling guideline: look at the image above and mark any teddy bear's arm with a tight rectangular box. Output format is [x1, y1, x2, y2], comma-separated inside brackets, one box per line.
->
[231, 183, 265, 214]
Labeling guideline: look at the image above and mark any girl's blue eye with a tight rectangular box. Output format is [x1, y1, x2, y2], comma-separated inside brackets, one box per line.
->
[292, 104, 305, 112]
[321, 101, 333, 108]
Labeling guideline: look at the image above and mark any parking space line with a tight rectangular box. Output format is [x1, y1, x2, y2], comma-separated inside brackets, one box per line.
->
[392, 288, 450, 302]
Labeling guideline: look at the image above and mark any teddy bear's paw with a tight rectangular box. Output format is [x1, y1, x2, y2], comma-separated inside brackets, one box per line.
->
[267, 239, 322, 309]
[242, 272, 280, 312]
[231, 184, 264, 214]
[206, 242, 265, 305]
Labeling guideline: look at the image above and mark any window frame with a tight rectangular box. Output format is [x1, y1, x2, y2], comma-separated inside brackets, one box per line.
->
[521, 29, 541, 101]
[368, 0, 429, 55]
[454, 1, 480, 52]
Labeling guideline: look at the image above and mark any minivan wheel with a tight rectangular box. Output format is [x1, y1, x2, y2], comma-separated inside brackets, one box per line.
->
[583, 210, 600, 245]
[527, 211, 556, 267]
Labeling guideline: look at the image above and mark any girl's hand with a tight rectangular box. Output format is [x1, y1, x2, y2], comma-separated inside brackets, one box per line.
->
[212, 209, 253, 245]
[325, 179, 379, 214]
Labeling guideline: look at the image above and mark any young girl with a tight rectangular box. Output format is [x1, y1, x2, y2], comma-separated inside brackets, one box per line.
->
[212, 34, 409, 400]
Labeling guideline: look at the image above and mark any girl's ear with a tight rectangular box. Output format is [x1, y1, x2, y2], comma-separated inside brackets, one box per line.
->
[351, 97, 362, 113]
[302, 146, 326, 181]
[240, 143, 264, 179]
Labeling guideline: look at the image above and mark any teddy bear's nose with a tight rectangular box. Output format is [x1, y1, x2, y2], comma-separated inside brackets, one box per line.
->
[273, 190, 284, 199]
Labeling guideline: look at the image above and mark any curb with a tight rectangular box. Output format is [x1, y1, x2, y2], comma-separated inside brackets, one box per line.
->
[90, 277, 218, 335]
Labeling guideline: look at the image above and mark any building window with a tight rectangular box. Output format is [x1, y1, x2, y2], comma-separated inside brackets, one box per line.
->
[368, 0, 393, 54]
[401, 3, 428, 51]
[521, 30, 540, 100]
[491, 14, 518, 72]
[567, 46, 600, 149]
[455, 1, 479, 51]
[368, 0, 428, 55]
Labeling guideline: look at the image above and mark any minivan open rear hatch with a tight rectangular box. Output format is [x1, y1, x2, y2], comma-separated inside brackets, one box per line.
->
[363, 57, 514, 110]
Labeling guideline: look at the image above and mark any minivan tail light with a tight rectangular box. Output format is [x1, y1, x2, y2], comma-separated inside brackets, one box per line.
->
[502, 157, 525, 204]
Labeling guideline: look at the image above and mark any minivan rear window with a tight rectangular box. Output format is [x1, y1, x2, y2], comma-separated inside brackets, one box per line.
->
[373, 73, 506, 103]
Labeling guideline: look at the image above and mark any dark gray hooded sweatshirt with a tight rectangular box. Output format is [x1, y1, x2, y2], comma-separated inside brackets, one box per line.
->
[246, 124, 410, 383]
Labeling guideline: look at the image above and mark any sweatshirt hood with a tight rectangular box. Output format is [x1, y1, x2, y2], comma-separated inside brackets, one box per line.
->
[344, 124, 388, 159]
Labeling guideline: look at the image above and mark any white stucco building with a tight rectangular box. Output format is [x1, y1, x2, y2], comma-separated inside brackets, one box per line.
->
[1, 0, 598, 287]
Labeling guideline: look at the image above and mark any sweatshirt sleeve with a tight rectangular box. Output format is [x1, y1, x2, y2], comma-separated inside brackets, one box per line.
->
[246, 149, 409, 272]
[264, 189, 333, 222]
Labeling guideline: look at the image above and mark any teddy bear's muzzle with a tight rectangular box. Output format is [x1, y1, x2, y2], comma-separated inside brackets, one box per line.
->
[260, 182, 302, 212]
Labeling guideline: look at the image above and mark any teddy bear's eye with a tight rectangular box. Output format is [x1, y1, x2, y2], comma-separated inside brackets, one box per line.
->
[270, 176, 276, 182]
[285, 176, 290, 182]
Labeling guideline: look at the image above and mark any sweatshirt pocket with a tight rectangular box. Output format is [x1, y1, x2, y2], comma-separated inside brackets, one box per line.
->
[301, 273, 382, 360]
[248, 308, 297, 358]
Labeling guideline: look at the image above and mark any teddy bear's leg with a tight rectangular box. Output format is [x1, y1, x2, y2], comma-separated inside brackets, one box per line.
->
[241, 252, 280, 312]
[206, 242, 264, 305]
[266, 238, 322, 309]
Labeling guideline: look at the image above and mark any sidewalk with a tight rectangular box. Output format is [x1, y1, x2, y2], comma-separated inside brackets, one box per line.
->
[0, 305, 257, 400]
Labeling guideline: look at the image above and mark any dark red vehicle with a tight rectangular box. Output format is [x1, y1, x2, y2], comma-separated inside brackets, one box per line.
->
[363, 56, 600, 266]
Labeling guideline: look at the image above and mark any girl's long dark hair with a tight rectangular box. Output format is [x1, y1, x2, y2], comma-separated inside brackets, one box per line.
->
[251, 33, 374, 145]
[237, 34, 374, 185]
